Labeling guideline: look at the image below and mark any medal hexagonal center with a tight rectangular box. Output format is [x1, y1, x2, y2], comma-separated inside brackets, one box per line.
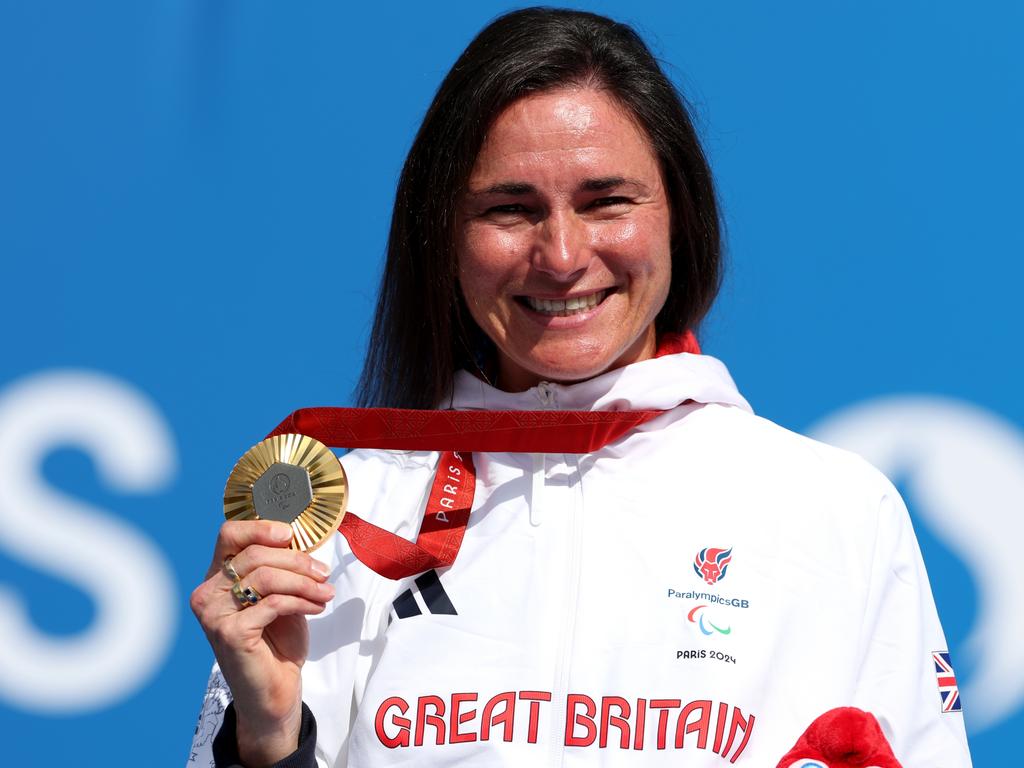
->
[252, 462, 313, 523]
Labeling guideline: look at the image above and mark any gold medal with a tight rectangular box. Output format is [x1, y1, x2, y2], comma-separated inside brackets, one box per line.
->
[223, 433, 348, 552]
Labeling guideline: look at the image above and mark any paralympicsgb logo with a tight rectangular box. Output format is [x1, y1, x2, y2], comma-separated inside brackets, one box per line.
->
[694, 547, 732, 585]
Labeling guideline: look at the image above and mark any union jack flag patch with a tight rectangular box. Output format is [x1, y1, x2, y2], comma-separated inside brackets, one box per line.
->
[933, 650, 962, 713]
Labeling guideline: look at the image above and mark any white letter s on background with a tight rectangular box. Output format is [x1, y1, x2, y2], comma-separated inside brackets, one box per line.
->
[0, 370, 178, 713]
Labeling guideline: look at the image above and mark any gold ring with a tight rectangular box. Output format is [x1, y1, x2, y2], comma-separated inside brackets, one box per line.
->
[231, 580, 262, 608]
[222, 556, 241, 583]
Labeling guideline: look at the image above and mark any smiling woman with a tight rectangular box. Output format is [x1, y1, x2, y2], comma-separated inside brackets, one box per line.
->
[356, 7, 721, 409]
[189, 8, 973, 768]
[456, 87, 672, 391]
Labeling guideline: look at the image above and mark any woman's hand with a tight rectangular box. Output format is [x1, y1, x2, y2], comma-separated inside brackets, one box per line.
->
[190, 520, 335, 766]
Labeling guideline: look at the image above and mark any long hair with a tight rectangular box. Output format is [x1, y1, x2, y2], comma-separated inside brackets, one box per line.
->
[357, 7, 722, 408]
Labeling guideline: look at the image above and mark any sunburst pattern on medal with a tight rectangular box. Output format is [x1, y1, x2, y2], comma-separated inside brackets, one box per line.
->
[223, 433, 348, 552]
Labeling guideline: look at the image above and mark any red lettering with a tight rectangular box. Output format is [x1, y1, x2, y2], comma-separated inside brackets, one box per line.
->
[721, 705, 755, 762]
[481, 691, 516, 742]
[565, 694, 597, 747]
[633, 698, 646, 750]
[414, 695, 446, 746]
[380, 690, 752, 755]
[674, 699, 711, 749]
[519, 690, 551, 744]
[599, 696, 631, 749]
[712, 702, 728, 754]
[375, 697, 411, 748]
[649, 699, 681, 750]
[728, 710, 755, 763]
[449, 692, 478, 744]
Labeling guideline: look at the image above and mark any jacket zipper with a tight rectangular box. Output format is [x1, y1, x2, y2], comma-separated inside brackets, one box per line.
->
[531, 383, 554, 527]
[534, 382, 584, 768]
[552, 450, 582, 768]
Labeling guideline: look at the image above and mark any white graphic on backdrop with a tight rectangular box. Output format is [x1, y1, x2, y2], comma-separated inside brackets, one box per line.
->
[810, 396, 1024, 733]
[0, 371, 178, 713]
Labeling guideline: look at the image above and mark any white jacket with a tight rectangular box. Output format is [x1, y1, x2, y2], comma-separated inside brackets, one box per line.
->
[190, 351, 972, 767]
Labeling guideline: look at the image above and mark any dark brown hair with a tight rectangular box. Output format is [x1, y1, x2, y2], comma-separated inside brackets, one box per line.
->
[357, 7, 722, 407]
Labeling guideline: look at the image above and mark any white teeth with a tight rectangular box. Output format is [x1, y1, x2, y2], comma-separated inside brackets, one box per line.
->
[525, 291, 606, 316]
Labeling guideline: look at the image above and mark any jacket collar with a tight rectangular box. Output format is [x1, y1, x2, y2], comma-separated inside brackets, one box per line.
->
[450, 348, 752, 414]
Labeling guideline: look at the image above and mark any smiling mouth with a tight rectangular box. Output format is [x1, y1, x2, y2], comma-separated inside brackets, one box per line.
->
[520, 290, 608, 316]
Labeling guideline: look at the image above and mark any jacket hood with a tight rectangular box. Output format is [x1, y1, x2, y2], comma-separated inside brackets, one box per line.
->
[450, 351, 753, 414]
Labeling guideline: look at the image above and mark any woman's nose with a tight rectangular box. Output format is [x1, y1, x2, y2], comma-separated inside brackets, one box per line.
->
[530, 211, 591, 281]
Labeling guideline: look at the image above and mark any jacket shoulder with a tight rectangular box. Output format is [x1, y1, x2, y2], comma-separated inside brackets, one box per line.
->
[691, 403, 903, 509]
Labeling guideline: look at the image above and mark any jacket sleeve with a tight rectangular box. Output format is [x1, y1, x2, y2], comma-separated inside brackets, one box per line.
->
[850, 479, 973, 766]
[187, 663, 230, 767]
[211, 702, 318, 768]
[186, 667, 318, 768]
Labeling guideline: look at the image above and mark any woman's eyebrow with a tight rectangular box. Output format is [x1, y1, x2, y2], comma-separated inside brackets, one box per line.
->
[468, 182, 536, 196]
[468, 177, 649, 196]
[580, 176, 647, 192]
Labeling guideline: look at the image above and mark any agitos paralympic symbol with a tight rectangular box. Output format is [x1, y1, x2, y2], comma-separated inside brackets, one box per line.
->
[687, 604, 732, 635]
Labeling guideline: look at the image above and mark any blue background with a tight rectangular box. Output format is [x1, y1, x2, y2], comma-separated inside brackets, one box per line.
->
[0, 1, 1020, 764]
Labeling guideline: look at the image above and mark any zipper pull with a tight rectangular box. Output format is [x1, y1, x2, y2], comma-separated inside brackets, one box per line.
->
[536, 381, 556, 407]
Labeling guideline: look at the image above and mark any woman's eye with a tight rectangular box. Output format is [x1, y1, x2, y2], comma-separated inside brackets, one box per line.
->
[486, 204, 529, 215]
[590, 196, 632, 208]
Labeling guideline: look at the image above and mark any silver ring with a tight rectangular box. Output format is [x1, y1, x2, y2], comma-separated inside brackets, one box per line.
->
[231, 580, 262, 608]
[222, 556, 241, 583]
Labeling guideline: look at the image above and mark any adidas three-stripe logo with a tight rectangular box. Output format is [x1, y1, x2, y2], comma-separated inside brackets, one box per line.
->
[390, 570, 457, 621]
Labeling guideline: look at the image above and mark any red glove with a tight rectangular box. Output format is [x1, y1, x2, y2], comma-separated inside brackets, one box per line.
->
[777, 707, 902, 768]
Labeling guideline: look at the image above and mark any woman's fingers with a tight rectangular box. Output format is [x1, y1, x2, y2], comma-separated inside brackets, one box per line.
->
[208, 593, 327, 649]
[192, 569, 333, 658]
[193, 564, 333, 624]
[205, 520, 294, 578]
[191, 523, 334, 633]
[237, 593, 330, 631]
[226, 545, 331, 587]
[236, 566, 335, 606]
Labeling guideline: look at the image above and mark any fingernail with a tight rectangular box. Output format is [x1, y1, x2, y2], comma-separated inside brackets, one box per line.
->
[271, 523, 292, 542]
[320, 582, 336, 599]
[312, 559, 331, 578]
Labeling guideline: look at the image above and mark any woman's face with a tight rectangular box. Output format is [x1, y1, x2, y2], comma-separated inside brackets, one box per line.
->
[457, 87, 672, 392]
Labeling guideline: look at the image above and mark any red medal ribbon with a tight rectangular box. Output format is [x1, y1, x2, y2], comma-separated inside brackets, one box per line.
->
[263, 331, 699, 579]
[335, 450, 476, 579]
[267, 408, 663, 453]
[266, 410, 660, 579]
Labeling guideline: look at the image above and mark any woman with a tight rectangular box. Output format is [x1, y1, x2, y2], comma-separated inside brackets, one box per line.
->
[190, 9, 972, 767]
